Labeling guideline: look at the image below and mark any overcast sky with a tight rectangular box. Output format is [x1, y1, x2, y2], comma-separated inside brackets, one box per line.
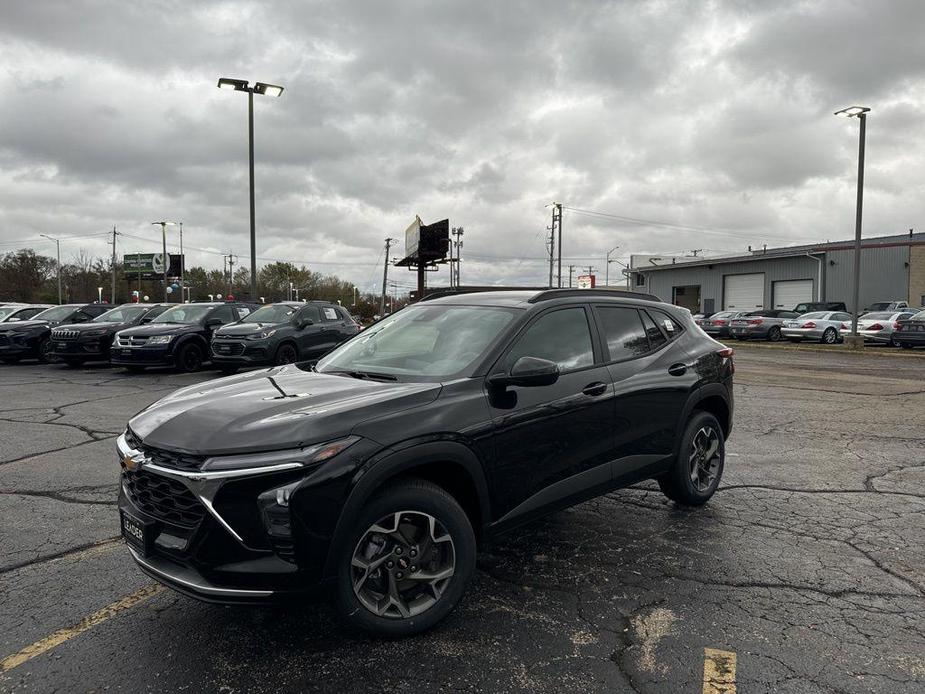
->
[1, 0, 924, 293]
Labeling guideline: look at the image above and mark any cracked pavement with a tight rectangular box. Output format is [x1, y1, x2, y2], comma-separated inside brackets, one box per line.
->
[1, 347, 923, 693]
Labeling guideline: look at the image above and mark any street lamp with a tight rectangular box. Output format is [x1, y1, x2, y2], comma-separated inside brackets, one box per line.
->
[151, 221, 178, 303]
[97, 286, 103, 303]
[217, 77, 285, 302]
[39, 234, 62, 304]
[834, 105, 870, 342]
[605, 246, 620, 287]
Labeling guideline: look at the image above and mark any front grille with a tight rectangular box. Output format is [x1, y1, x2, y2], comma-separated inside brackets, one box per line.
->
[122, 467, 205, 527]
[124, 430, 204, 473]
[117, 335, 150, 347]
[52, 329, 80, 340]
[212, 342, 245, 356]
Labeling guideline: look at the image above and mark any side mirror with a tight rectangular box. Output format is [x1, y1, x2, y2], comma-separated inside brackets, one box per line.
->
[205, 318, 223, 328]
[489, 356, 560, 389]
[296, 318, 313, 330]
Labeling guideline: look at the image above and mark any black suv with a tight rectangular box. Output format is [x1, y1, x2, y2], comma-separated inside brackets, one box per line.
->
[111, 302, 258, 372]
[0, 303, 111, 364]
[49, 303, 173, 367]
[117, 289, 733, 636]
[211, 301, 360, 373]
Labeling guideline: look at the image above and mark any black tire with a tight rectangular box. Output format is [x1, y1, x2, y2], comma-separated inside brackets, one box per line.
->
[62, 358, 85, 368]
[334, 478, 476, 637]
[219, 366, 239, 375]
[822, 327, 838, 344]
[125, 365, 146, 373]
[1, 357, 21, 365]
[658, 411, 725, 506]
[274, 343, 298, 365]
[768, 326, 782, 342]
[176, 343, 203, 373]
[37, 338, 52, 364]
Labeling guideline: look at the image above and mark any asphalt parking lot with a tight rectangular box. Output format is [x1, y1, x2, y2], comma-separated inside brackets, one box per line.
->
[1, 347, 923, 693]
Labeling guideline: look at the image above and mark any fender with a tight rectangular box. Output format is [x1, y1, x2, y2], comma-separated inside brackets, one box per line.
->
[321, 437, 491, 580]
[173, 333, 208, 356]
[673, 383, 731, 458]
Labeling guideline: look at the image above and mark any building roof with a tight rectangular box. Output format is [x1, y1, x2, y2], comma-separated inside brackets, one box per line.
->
[635, 231, 925, 273]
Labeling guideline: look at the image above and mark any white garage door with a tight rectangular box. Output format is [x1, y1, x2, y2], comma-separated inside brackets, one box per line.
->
[724, 273, 764, 310]
[772, 279, 814, 310]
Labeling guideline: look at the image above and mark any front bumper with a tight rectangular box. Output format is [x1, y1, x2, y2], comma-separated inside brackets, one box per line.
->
[110, 346, 175, 366]
[211, 340, 271, 365]
[48, 340, 108, 359]
[0, 335, 38, 358]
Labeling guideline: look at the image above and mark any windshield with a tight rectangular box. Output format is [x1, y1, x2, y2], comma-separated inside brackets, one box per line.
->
[151, 305, 214, 324]
[316, 304, 520, 381]
[242, 304, 298, 324]
[93, 306, 148, 323]
[0, 306, 22, 321]
[912, 311, 925, 321]
[867, 303, 890, 311]
[799, 312, 828, 319]
[32, 305, 78, 322]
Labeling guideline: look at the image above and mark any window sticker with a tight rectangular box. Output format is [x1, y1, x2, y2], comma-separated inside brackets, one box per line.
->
[323, 307, 338, 320]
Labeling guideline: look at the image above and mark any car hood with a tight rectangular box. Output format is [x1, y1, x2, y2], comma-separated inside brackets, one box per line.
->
[128, 366, 441, 455]
[119, 323, 197, 336]
[54, 321, 125, 333]
[215, 322, 283, 337]
[0, 319, 52, 332]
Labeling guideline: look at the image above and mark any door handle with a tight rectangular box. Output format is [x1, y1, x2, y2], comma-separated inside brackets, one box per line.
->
[581, 382, 608, 396]
[668, 363, 688, 377]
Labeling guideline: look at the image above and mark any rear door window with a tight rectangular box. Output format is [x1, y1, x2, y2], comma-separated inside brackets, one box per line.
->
[595, 307, 650, 361]
[647, 310, 683, 341]
[640, 311, 668, 349]
[321, 306, 341, 322]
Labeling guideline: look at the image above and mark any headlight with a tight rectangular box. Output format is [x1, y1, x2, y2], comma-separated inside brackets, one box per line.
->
[83, 329, 107, 338]
[112, 333, 121, 346]
[147, 335, 173, 345]
[201, 436, 361, 472]
[246, 329, 277, 340]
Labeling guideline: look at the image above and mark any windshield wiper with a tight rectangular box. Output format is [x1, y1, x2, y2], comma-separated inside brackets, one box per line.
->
[322, 369, 398, 382]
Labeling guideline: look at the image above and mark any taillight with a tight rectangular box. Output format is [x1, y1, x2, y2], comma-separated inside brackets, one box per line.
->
[802, 321, 816, 328]
[840, 322, 849, 329]
[717, 347, 734, 374]
[714, 319, 727, 326]
[867, 323, 883, 331]
[747, 319, 763, 325]
[893, 322, 901, 330]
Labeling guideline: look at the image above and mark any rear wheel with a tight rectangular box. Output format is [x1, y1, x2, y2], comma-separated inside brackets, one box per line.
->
[768, 326, 782, 342]
[176, 343, 203, 373]
[890, 335, 901, 348]
[275, 343, 298, 365]
[334, 479, 476, 637]
[658, 411, 725, 506]
[822, 327, 838, 344]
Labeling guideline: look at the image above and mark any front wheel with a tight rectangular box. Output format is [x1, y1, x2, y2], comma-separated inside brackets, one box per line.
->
[175, 343, 203, 373]
[334, 479, 476, 637]
[658, 411, 725, 506]
[274, 343, 298, 365]
[37, 338, 52, 364]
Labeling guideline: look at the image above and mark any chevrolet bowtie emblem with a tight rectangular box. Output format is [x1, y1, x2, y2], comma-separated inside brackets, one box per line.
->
[123, 453, 144, 471]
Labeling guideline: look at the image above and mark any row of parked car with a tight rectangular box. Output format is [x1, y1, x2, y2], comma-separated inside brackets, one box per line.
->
[694, 302, 925, 348]
[0, 300, 361, 371]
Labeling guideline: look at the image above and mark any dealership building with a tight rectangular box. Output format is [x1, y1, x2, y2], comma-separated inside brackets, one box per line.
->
[629, 232, 925, 314]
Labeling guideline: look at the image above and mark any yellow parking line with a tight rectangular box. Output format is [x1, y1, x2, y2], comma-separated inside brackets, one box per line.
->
[0, 584, 163, 673]
[702, 647, 737, 694]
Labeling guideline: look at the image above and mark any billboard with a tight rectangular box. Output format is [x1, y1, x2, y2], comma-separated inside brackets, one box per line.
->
[123, 253, 184, 280]
[404, 217, 421, 261]
[397, 217, 449, 266]
[577, 274, 596, 289]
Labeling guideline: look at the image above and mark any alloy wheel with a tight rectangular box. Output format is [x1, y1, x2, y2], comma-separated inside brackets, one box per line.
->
[351, 510, 456, 619]
[689, 426, 721, 492]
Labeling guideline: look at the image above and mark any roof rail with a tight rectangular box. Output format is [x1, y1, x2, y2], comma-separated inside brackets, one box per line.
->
[527, 288, 663, 303]
[419, 288, 543, 302]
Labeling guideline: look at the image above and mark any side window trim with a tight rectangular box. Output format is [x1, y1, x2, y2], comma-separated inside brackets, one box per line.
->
[493, 304, 601, 376]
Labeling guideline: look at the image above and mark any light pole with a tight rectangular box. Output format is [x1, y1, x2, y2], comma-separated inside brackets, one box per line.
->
[834, 106, 870, 342]
[40, 234, 62, 304]
[217, 77, 285, 302]
[605, 246, 620, 286]
[178, 222, 184, 295]
[97, 286, 103, 304]
[151, 221, 178, 303]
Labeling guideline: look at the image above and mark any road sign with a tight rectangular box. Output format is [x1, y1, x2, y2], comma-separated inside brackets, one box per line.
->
[577, 275, 596, 289]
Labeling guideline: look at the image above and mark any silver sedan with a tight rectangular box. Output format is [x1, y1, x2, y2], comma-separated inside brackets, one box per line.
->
[839, 311, 918, 347]
[781, 311, 852, 344]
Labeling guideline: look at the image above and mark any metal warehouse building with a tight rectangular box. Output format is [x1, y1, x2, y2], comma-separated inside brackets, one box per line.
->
[630, 232, 925, 314]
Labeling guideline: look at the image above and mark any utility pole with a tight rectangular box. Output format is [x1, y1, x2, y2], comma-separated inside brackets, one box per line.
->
[555, 203, 563, 287]
[178, 222, 184, 296]
[547, 221, 555, 288]
[224, 253, 238, 298]
[605, 246, 620, 287]
[110, 226, 119, 304]
[568, 265, 575, 287]
[586, 266, 595, 276]
[452, 227, 464, 288]
[448, 228, 456, 289]
[380, 238, 395, 316]
[40, 234, 62, 304]
[690, 249, 702, 257]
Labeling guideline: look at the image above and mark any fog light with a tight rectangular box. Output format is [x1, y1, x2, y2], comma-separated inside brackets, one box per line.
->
[257, 481, 300, 539]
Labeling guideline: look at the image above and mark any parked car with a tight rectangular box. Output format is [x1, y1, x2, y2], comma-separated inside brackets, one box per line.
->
[691, 311, 716, 327]
[111, 302, 258, 372]
[211, 301, 360, 374]
[893, 310, 925, 349]
[0, 304, 54, 324]
[117, 288, 734, 636]
[699, 310, 750, 338]
[48, 303, 172, 367]
[0, 303, 111, 363]
[729, 309, 800, 341]
[792, 301, 847, 313]
[781, 311, 852, 344]
[839, 311, 918, 347]
[864, 300, 909, 312]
